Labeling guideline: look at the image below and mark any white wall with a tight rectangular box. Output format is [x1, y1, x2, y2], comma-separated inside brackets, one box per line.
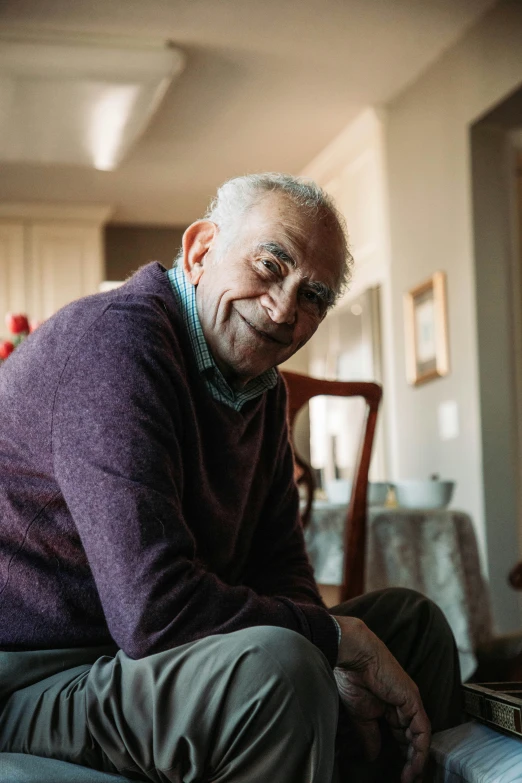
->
[386, 0, 522, 633]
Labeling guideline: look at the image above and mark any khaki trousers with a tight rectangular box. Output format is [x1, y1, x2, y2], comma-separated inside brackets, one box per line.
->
[0, 589, 462, 782]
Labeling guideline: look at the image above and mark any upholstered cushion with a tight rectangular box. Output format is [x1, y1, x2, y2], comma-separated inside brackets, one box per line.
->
[0, 754, 139, 782]
[430, 721, 522, 782]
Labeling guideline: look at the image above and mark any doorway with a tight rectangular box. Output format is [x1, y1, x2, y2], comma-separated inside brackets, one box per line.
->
[471, 87, 522, 631]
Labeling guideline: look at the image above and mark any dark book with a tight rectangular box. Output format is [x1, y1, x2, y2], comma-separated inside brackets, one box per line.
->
[463, 682, 522, 738]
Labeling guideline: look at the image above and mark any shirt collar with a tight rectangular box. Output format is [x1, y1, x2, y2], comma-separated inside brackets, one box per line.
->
[167, 264, 278, 410]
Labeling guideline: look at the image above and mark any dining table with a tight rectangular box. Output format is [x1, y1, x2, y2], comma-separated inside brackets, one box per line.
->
[303, 502, 493, 680]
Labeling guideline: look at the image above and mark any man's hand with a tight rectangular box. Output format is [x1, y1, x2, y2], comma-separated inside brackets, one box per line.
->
[333, 615, 431, 783]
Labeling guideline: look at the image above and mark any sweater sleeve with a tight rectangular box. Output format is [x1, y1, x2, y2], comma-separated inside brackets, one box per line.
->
[242, 396, 322, 605]
[51, 302, 339, 666]
[244, 441, 342, 657]
[242, 383, 336, 610]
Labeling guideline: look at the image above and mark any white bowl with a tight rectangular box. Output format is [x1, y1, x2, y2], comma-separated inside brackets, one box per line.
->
[325, 479, 352, 504]
[368, 482, 389, 506]
[394, 480, 455, 509]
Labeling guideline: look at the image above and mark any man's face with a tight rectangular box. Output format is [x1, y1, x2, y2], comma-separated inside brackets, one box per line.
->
[184, 193, 344, 387]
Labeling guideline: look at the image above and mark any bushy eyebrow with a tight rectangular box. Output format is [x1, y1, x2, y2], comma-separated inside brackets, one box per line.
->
[257, 241, 296, 267]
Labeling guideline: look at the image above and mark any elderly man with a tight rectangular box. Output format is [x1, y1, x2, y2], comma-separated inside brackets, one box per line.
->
[0, 174, 461, 783]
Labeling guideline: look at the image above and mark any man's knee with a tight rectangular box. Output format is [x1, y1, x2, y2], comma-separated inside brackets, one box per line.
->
[387, 587, 455, 646]
[177, 627, 340, 779]
[227, 625, 337, 689]
[224, 626, 338, 729]
[83, 627, 340, 779]
[337, 586, 457, 663]
[363, 587, 453, 638]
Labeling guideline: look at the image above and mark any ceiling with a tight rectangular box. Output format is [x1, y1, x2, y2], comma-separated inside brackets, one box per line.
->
[0, 0, 498, 226]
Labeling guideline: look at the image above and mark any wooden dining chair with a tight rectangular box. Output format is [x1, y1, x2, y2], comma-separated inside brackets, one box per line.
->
[281, 370, 382, 602]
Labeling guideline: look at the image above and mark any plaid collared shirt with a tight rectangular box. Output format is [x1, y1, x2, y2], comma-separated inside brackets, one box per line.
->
[167, 264, 278, 412]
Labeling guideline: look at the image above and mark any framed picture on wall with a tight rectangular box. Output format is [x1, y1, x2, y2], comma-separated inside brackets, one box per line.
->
[403, 271, 449, 386]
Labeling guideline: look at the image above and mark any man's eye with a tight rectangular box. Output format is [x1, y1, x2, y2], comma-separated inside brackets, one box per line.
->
[301, 289, 327, 315]
[262, 259, 280, 274]
[302, 289, 321, 306]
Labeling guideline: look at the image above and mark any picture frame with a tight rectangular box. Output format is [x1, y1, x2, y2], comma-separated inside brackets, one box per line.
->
[403, 271, 449, 386]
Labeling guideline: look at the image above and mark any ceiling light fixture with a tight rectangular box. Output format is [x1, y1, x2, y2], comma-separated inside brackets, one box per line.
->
[0, 34, 185, 171]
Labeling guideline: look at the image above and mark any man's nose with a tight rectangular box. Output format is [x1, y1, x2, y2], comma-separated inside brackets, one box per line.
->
[261, 285, 297, 325]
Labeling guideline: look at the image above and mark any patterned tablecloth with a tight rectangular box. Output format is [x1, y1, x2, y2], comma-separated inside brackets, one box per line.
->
[304, 503, 493, 680]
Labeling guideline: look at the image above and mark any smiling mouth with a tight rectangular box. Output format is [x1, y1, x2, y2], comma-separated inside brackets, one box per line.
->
[238, 313, 292, 347]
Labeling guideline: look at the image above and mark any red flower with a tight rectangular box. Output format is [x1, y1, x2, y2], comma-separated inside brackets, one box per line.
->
[0, 340, 15, 360]
[5, 313, 30, 335]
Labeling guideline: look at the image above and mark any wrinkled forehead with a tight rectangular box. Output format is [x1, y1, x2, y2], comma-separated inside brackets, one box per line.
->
[239, 192, 345, 281]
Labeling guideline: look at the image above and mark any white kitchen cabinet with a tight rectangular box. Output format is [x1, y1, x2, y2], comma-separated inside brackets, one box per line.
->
[0, 203, 111, 331]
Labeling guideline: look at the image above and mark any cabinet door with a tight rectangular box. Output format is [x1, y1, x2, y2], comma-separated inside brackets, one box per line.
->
[0, 222, 26, 337]
[29, 223, 103, 320]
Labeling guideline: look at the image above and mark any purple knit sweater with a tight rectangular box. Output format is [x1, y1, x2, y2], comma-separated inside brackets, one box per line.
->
[0, 263, 337, 666]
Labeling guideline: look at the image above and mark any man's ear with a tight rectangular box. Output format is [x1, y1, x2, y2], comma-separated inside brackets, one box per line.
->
[182, 220, 218, 285]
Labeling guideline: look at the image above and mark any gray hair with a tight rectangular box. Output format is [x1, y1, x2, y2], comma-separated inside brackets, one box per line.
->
[179, 172, 353, 302]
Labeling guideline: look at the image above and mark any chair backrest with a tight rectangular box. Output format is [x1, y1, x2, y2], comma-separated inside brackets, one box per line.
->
[281, 370, 382, 602]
